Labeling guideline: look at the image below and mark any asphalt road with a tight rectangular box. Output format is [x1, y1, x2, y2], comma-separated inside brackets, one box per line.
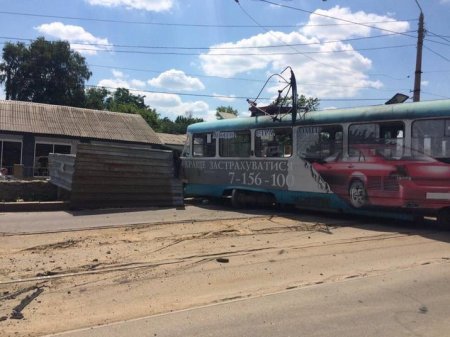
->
[46, 262, 450, 337]
[0, 204, 274, 234]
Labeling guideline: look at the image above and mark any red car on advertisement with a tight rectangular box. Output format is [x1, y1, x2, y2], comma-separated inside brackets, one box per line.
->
[312, 145, 450, 212]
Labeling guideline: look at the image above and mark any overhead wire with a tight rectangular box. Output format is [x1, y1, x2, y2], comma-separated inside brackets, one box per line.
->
[424, 45, 450, 63]
[0, 10, 418, 28]
[88, 64, 412, 92]
[257, 0, 417, 38]
[426, 30, 450, 45]
[0, 39, 413, 91]
[232, 0, 421, 97]
[235, 1, 373, 77]
[84, 84, 390, 102]
[0, 4, 447, 102]
[420, 91, 450, 99]
[246, 1, 450, 99]
[0, 36, 416, 56]
[0, 31, 416, 51]
[257, 0, 449, 47]
[62, 44, 418, 56]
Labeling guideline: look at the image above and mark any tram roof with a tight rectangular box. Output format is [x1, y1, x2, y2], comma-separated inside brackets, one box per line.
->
[188, 99, 450, 133]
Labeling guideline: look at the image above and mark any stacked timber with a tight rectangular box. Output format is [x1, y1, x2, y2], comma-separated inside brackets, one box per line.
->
[49, 144, 183, 209]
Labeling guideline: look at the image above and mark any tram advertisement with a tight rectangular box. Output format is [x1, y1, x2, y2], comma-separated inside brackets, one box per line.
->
[182, 157, 331, 193]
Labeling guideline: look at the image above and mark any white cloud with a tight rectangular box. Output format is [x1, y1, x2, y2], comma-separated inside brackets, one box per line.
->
[131, 79, 146, 88]
[213, 93, 236, 102]
[85, 0, 174, 12]
[143, 92, 210, 119]
[96, 74, 210, 120]
[112, 70, 125, 78]
[98, 70, 146, 89]
[148, 69, 205, 91]
[421, 80, 429, 87]
[199, 6, 407, 99]
[98, 77, 130, 89]
[301, 6, 410, 41]
[35, 22, 111, 55]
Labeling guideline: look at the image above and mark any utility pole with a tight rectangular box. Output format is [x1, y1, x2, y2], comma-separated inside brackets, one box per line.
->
[413, 6, 425, 102]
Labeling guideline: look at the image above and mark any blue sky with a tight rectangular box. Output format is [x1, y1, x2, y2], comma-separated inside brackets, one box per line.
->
[0, 0, 449, 120]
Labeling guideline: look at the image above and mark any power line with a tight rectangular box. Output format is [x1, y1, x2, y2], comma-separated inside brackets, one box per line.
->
[257, 0, 417, 39]
[90, 64, 265, 83]
[423, 69, 450, 73]
[72, 44, 418, 56]
[0, 38, 415, 57]
[0, 40, 416, 89]
[236, 1, 332, 65]
[0, 31, 415, 51]
[84, 84, 391, 102]
[254, 0, 448, 48]
[426, 30, 450, 44]
[424, 45, 450, 63]
[421, 91, 450, 99]
[235, 1, 371, 77]
[88, 64, 411, 92]
[0, 10, 417, 28]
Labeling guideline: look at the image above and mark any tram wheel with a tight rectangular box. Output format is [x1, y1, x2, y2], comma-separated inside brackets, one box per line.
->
[231, 189, 244, 208]
[437, 208, 450, 230]
[348, 179, 368, 208]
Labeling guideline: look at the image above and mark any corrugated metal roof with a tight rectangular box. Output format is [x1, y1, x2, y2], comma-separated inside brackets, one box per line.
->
[217, 111, 237, 119]
[0, 100, 162, 145]
[157, 132, 187, 146]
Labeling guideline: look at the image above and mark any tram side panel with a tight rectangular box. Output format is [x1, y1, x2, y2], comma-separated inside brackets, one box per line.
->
[181, 156, 349, 210]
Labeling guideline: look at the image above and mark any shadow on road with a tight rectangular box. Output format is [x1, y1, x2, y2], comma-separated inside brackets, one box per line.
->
[187, 197, 450, 245]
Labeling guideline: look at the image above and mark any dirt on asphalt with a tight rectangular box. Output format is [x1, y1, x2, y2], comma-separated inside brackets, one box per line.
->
[1, 211, 450, 337]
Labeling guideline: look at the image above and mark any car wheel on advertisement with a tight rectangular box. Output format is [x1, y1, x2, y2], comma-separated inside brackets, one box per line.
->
[348, 179, 368, 208]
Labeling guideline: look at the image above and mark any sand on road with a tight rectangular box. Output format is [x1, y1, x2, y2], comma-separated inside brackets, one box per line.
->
[1, 213, 449, 337]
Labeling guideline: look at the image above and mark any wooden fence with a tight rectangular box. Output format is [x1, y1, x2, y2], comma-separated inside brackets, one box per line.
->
[49, 144, 183, 209]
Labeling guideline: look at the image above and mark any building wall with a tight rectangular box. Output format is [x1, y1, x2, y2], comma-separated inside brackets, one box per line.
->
[0, 131, 157, 178]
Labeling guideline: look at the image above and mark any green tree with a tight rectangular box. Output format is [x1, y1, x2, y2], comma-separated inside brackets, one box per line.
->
[215, 105, 238, 119]
[173, 115, 204, 134]
[158, 115, 203, 134]
[106, 88, 147, 112]
[158, 117, 176, 133]
[104, 88, 159, 129]
[85, 87, 109, 110]
[298, 94, 320, 112]
[0, 37, 91, 107]
[270, 94, 319, 113]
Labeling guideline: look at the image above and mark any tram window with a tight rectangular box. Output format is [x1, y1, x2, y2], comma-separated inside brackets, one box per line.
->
[349, 122, 404, 159]
[412, 119, 450, 160]
[255, 128, 292, 157]
[219, 130, 251, 157]
[193, 133, 216, 157]
[349, 124, 379, 145]
[297, 125, 343, 162]
[349, 123, 404, 145]
[181, 137, 191, 157]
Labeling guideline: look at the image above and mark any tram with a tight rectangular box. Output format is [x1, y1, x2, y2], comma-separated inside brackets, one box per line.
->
[180, 71, 450, 225]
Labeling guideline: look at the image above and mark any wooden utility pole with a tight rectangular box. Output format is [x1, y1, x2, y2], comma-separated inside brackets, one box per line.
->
[413, 11, 425, 102]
